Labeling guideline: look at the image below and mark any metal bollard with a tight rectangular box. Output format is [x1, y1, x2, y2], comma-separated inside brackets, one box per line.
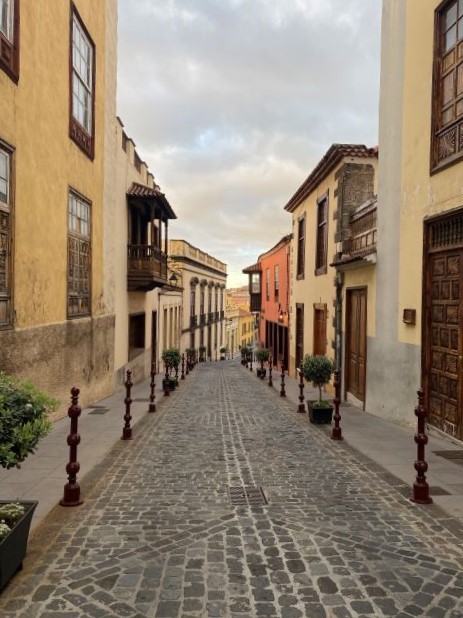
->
[121, 370, 133, 440]
[298, 363, 305, 413]
[268, 355, 273, 387]
[410, 388, 432, 504]
[331, 369, 343, 440]
[280, 365, 286, 397]
[149, 362, 156, 413]
[60, 387, 83, 507]
[181, 353, 185, 380]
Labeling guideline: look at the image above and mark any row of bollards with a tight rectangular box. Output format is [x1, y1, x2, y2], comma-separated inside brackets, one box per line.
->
[242, 354, 432, 505]
[60, 351, 201, 507]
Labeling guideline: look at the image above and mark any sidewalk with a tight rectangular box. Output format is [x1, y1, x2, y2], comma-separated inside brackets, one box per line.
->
[0, 373, 169, 531]
[267, 365, 463, 522]
[2, 360, 463, 536]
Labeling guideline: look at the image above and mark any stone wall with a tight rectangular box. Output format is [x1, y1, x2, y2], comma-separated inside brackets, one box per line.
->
[0, 314, 115, 419]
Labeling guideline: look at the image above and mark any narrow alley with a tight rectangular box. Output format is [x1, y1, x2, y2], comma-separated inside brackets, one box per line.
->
[1, 361, 463, 618]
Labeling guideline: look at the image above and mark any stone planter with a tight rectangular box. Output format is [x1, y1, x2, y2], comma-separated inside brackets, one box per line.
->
[0, 501, 37, 591]
[307, 402, 334, 424]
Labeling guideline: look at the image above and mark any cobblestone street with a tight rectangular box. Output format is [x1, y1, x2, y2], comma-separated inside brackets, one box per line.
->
[2, 361, 463, 617]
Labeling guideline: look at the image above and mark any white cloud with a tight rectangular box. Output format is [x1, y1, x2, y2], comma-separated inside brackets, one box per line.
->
[117, 0, 382, 286]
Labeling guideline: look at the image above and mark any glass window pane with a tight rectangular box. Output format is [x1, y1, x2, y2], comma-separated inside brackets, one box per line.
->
[0, 151, 7, 179]
[446, 24, 457, 51]
[447, 3, 458, 28]
[458, 16, 463, 40]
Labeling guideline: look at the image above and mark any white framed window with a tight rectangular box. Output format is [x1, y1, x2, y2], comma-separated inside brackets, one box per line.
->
[0, 0, 13, 42]
[72, 15, 93, 135]
[0, 149, 9, 205]
[68, 191, 91, 317]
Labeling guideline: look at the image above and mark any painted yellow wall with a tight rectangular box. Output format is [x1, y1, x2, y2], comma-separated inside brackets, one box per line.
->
[397, 0, 463, 345]
[0, 1, 109, 327]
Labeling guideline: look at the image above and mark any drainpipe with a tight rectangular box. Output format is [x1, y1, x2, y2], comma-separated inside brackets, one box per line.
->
[334, 270, 344, 374]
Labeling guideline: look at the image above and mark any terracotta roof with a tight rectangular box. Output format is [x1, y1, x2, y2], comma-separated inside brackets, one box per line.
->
[284, 144, 378, 213]
[127, 182, 177, 220]
[242, 262, 261, 274]
[258, 233, 292, 260]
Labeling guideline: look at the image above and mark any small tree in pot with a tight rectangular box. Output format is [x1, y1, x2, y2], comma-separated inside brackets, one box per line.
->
[185, 348, 196, 371]
[255, 348, 270, 379]
[161, 348, 180, 390]
[220, 346, 227, 360]
[302, 355, 335, 424]
[0, 371, 56, 589]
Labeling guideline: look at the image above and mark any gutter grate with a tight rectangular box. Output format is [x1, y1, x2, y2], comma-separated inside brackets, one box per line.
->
[229, 486, 268, 506]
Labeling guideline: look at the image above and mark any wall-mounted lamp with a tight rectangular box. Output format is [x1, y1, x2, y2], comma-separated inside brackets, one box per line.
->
[169, 273, 179, 286]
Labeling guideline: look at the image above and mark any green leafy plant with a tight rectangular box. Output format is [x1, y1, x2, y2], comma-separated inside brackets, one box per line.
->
[161, 348, 180, 370]
[0, 503, 25, 527]
[220, 347, 227, 353]
[0, 521, 10, 541]
[301, 355, 335, 404]
[255, 348, 270, 362]
[0, 372, 56, 469]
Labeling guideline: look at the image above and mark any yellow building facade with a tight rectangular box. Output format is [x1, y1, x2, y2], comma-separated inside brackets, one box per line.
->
[373, 0, 463, 437]
[284, 145, 378, 386]
[0, 1, 117, 412]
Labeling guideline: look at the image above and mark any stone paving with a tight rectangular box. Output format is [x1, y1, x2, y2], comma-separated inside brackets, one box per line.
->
[2, 361, 463, 617]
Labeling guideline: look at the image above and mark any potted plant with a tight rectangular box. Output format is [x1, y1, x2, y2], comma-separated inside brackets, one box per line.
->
[161, 348, 180, 391]
[186, 347, 196, 371]
[301, 354, 335, 424]
[255, 348, 270, 379]
[199, 345, 207, 362]
[240, 345, 248, 366]
[220, 346, 227, 361]
[0, 371, 56, 590]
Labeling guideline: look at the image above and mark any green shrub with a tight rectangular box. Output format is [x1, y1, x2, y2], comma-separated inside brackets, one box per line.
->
[0, 521, 10, 540]
[0, 503, 25, 527]
[301, 355, 335, 404]
[255, 348, 270, 362]
[161, 348, 181, 369]
[0, 372, 56, 469]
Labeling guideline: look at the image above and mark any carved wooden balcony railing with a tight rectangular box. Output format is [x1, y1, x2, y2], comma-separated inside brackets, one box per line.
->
[349, 207, 377, 256]
[249, 293, 261, 313]
[200, 313, 206, 325]
[127, 244, 167, 291]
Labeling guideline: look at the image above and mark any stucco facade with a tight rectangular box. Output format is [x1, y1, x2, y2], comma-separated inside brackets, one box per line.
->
[284, 145, 377, 379]
[372, 0, 463, 435]
[0, 0, 117, 413]
[168, 240, 227, 360]
[113, 119, 179, 385]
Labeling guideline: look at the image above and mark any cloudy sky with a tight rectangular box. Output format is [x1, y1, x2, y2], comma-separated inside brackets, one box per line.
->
[117, 0, 382, 287]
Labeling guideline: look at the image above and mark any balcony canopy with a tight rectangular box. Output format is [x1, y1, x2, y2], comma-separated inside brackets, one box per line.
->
[127, 182, 177, 221]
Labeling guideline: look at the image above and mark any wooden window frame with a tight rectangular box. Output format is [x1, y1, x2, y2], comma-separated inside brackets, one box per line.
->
[431, 0, 463, 173]
[0, 139, 14, 329]
[265, 267, 270, 301]
[296, 214, 306, 280]
[67, 189, 91, 319]
[0, 0, 19, 83]
[315, 193, 328, 275]
[274, 264, 279, 302]
[69, 3, 95, 160]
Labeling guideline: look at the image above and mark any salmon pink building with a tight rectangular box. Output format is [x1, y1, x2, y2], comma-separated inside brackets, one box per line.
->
[243, 234, 291, 369]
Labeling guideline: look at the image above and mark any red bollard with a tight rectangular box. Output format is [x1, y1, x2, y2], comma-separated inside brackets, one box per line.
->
[280, 365, 286, 397]
[250, 355, 253, 372]
[149, 362, 156, 413]
[331, 369, 343, 440]
[181, 353, 185, 380]
[121, 370, 133, 440]
[60, 387, 83, 507]
[268, 356, 273, 387]
[298, 363, 305, 413]
[410, 388, 432, 504]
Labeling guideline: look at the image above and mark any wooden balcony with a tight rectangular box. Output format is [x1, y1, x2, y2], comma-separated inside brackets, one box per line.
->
[127, 244, 167, 291]
[249, 293, 261, 313]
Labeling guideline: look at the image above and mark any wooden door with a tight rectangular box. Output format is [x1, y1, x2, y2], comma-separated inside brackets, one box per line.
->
[346, 289, 367, 402]
[295, 304, 304, 372]
[313, 304, 327, 356]
[426, 251, 462, 439]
